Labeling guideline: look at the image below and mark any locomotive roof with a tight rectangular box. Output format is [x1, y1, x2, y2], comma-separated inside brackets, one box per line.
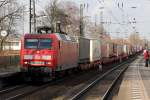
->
[24, 33, 77, 43]
[24, 33, 54, 38]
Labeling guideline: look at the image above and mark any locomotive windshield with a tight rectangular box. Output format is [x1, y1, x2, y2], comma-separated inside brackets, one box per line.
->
[39, 39, 52, 49]
[25, 39, 52, 49]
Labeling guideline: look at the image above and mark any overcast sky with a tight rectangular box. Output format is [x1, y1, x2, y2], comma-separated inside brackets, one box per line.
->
[19, 0, 150, 39]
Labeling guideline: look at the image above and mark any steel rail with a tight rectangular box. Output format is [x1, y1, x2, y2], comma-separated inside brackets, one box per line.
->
[3, 78, 64, 100]
[101, 63, 129, 100]
[70, 57, 137, 100]
[0, 84, 27, 94]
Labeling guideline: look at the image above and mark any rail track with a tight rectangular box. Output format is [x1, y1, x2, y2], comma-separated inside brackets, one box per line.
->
[69, 57, 137, 100]
[0, 56, 137, 100]
[0, 69, 101, 100]
[0, 72, 23, 90]
[0, 78, 65, 100]
[0, 84, 27, 95]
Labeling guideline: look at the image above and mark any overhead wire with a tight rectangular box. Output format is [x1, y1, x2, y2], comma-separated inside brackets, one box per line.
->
[97, 0, 129, 36]
[96, 0, 136, 36]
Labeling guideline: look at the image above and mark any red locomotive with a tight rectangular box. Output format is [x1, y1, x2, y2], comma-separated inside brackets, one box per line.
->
[20, 32, 79, 80]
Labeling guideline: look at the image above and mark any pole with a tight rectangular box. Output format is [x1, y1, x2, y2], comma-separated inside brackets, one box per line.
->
[23, 6, 24, 34]
[95, 14, 97, 27]
[80, 4, 84, 37]
[29, 0, 31, 33]
[122, 2, 125, 39]
[100, 11, 103, 34]
[95, 14, 97, 33]
[33, 0, 36, 33]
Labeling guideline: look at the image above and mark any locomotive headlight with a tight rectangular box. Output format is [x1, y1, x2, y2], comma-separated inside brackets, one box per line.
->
[24, 55, 33, 60]
[48, 62, 52, 65]
[42, 55, 52, 60]
[24, 61, 28, 64]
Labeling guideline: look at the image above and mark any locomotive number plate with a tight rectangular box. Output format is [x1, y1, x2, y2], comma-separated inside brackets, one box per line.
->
[30, 61, 44, 65]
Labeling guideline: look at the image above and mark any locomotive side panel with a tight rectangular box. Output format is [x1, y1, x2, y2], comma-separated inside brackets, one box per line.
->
[20, 38, 24, 66]
[56, 34, 78, 71]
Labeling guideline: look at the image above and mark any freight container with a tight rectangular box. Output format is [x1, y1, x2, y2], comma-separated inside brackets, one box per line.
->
[117, 45, 123, 56]
[108, 42, 115, 57]
[79, 37, 101, 64]
[101, 40, 108, 58]
[100, 40, 112, 58]
[123, 45, 130, 54]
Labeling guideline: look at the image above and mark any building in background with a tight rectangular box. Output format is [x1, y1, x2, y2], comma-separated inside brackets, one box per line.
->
[1, 34, 22, 51]
[3, 40, 21, 50]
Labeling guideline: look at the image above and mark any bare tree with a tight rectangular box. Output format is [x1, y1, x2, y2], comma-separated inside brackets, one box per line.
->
[39, 0, 80, 36]
[129, 32, 140, 46]
[60, 1, 80, 35]
[39, 1, 106, 37]
[0, 0, 23, 50]
[44, 0, 67, 32]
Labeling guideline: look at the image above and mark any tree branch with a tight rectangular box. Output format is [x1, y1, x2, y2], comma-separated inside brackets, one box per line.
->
[0, 6, 22, 23]
[0, 0, 10, 8]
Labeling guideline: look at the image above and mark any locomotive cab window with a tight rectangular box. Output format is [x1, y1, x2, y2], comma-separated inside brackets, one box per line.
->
[25, 39, 38, 49]
[39, 39, 52, 49]
[25, 39, 52, 49]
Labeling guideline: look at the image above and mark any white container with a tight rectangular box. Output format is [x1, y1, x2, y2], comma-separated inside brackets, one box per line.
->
[79, 37, 101, 63]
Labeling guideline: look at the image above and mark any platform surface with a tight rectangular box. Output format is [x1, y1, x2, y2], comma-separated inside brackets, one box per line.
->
[114, 56, 150, 100]
[0, 65, 20, 78]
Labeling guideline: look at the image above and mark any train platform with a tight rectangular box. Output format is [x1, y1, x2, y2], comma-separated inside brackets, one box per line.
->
[0, 65, 20, 78]
[114, 56, 150, 100]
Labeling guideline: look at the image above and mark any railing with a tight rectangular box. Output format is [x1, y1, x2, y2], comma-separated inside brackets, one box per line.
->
[0, 51, 20, 69]
[0, 50, 19, 56]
